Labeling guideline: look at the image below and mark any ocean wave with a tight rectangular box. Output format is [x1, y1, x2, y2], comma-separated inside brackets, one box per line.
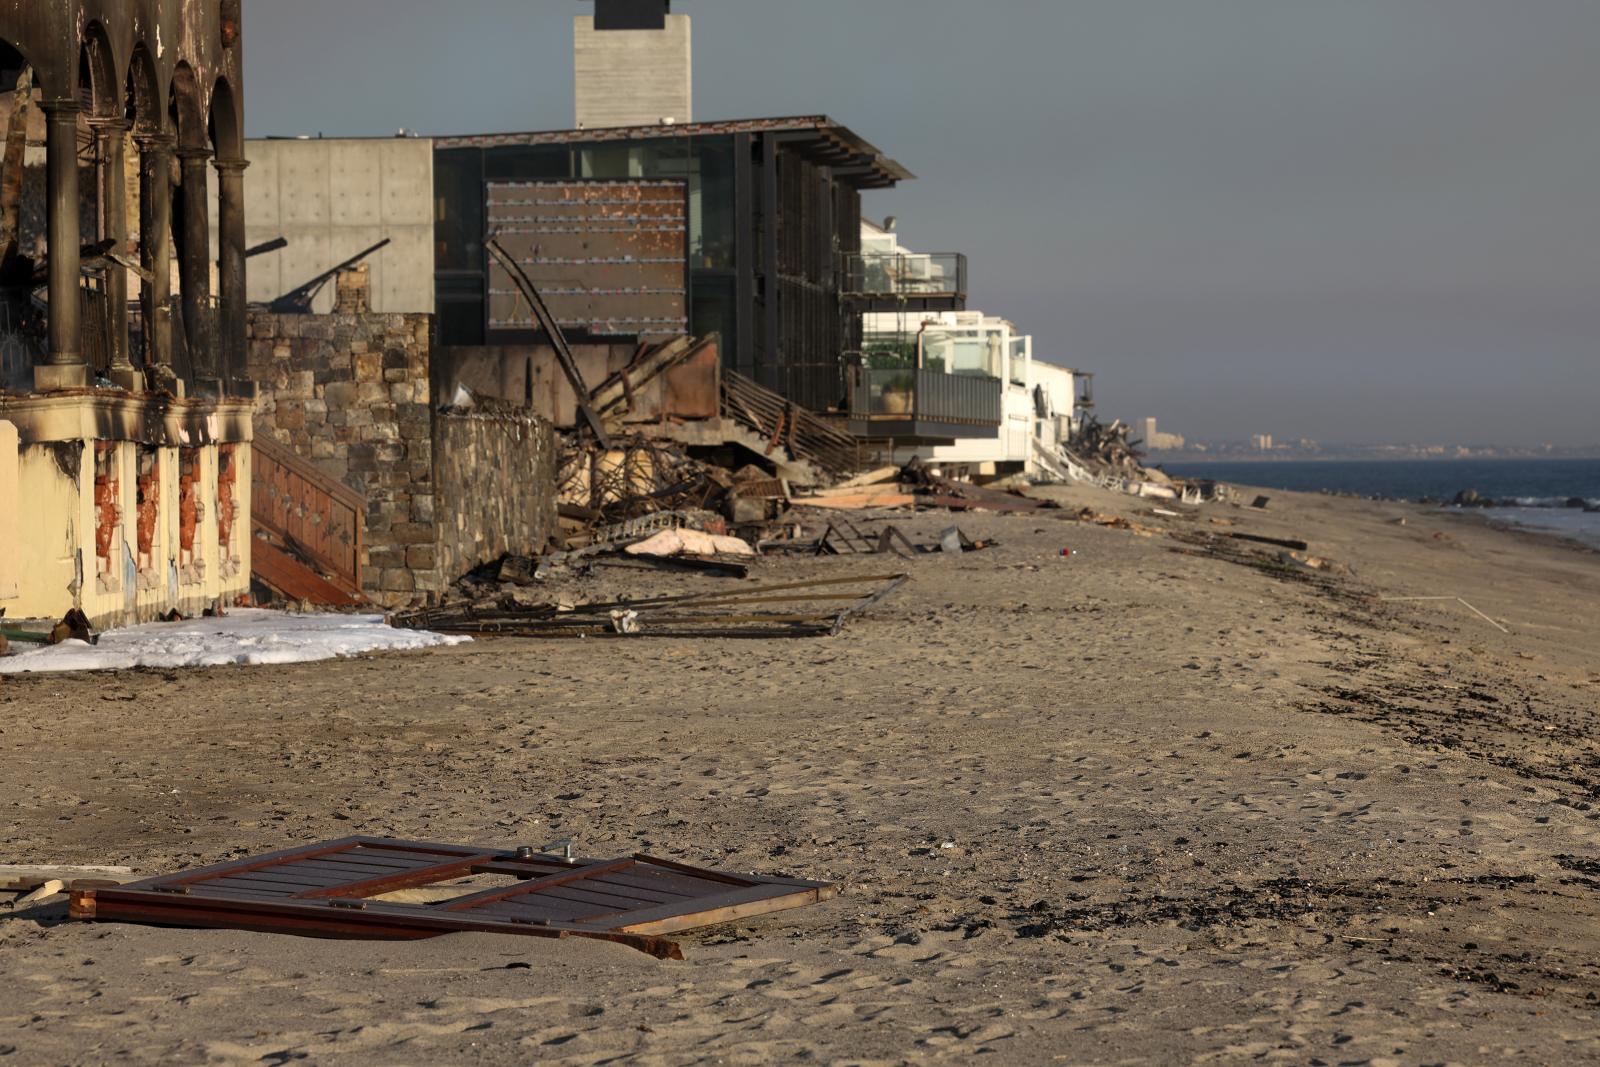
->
[1500, 496, 1600, 509]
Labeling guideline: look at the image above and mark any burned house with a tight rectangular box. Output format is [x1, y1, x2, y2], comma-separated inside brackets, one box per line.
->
[431, 115, 914, 418]
[0, 0, 254, 629]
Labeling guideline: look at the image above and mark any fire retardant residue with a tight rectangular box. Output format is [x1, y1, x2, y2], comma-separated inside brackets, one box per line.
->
[0, 610, 469, 675]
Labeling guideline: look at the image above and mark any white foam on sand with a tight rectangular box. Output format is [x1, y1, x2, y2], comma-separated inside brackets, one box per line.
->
[0, 609, 469, 675]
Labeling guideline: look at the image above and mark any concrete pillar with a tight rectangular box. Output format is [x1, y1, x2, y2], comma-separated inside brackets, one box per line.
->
[137, 131, 176, 390]
[175, 146, 217, 393]
[213, 157, 248, 392]
[96, 120, 138, 391]
[35, 100, 87, 392]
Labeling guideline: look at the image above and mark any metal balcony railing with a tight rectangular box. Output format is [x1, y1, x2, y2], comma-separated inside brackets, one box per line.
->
[848, 367, 1001, 429]
[839, 252, 968, 301]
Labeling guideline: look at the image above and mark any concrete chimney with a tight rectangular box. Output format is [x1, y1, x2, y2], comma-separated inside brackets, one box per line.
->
[575, 1, 692, 129]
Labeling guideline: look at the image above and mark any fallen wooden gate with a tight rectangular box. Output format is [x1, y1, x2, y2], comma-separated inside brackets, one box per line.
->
[69, 836, 835, 960]
[251, 437, 366, 606]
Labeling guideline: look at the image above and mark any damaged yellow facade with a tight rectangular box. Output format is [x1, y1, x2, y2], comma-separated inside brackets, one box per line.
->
[0, 393, 251, 629]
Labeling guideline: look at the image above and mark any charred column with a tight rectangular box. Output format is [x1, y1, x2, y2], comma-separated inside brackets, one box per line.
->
[176, 145, 216, 392]
[35, 99, 87, 391]
[96, 118, 138, 390]
[137, 130, 176, 388]
[214, 156, 248, 391]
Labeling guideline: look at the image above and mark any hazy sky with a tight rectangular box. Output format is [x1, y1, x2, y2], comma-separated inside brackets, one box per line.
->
[245, 1, 1599, 446]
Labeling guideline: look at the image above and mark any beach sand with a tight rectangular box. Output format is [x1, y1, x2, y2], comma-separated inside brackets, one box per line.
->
[3, 484, 1599, 1064]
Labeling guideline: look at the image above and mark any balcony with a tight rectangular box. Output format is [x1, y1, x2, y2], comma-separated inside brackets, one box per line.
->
[839, 252, 968, 312]
[847, 366, 1001, 442]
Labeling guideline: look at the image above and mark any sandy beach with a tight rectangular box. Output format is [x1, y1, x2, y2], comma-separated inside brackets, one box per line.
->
[4, 483, 1599, 1065]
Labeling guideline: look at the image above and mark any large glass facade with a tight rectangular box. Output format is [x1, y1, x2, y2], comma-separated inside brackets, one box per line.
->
[436, 135, 742, 347]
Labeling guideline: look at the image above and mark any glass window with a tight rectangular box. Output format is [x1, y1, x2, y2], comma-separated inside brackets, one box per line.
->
[484, 145, 574, 181]
[1009, 337, 1029, 386]
[690, 276, 735, 353]
[691, 138, 734, 269]
[434, 149, 484, 272]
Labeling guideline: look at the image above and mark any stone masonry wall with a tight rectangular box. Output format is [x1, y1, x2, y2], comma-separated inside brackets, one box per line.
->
[247, 310, 442, 604]
[433, 408, 558, 585]
[249, 310, 561, 608]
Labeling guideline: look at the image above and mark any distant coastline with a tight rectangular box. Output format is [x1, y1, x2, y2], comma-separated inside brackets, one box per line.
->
[1161, 456, 1600, 550]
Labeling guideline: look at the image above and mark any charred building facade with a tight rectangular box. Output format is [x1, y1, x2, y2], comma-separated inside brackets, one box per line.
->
[433, 117, 911, 415]
[0, 1, 254, 629]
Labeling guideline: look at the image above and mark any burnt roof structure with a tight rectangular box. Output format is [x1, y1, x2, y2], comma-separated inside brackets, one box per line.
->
[436, 115, 914, 190]
[0, 0, 248, 394]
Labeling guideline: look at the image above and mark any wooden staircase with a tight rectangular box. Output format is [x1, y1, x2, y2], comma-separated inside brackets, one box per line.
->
[250, 438, 367, 607]
[721, 371, 860, 481]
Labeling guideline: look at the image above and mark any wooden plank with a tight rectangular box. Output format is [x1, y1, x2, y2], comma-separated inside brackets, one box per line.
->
[437, 858, 635, 912]
[71, 838, 830, 961]
[593, 883, 826, 936]
[251, 538, 366, 608]
[793, 492, 917, 511]
[835, 466, 900, 490]
[73, 888, 685, 960]
[291, 854, 499, 900]
[133, 838, 372, 891]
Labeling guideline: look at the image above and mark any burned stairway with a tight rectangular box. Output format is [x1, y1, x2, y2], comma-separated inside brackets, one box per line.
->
[250, 438, 366, 607]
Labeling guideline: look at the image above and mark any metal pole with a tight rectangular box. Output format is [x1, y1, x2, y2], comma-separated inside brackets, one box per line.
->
[36, 99, 87, 391]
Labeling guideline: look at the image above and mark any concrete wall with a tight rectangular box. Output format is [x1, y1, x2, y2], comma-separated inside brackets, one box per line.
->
[574, 14, 692, 128]
[238, 138, 435, 315]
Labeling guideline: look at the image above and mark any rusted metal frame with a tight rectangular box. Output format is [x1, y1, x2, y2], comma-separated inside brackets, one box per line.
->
[290, 854, 501, 900]
[485, 237, 611, 449]
[437, 858, 640, 912]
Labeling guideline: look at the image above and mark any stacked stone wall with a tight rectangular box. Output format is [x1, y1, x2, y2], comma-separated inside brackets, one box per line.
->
[249, 311, 558, 607]
[248, 310, 440, 604]
[434, 407, 558, 585]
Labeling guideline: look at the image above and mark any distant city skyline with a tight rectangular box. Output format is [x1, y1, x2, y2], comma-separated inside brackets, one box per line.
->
[245, 1, 1600, 446]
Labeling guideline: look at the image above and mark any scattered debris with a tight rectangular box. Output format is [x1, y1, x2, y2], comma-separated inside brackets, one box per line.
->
[396, 574, 910, 640]
[70, 836, 837, 961]
[49, 609, 94, 646]
[1279, 550, 1352, 576]
[625, 528, 756, 560]
[0, 865, 136, 893]
[1071, 508, 1162, 538]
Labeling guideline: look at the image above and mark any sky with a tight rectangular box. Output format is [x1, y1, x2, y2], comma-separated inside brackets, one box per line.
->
[244, 1, 1600, 447]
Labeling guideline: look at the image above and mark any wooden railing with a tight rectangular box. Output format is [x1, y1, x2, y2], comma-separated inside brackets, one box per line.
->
[250, 437, 366, 598]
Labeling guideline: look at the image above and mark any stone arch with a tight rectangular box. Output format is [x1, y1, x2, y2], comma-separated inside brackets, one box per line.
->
[209, 75, 241, 161]
[78, 20, 120, 119]
[125, 43, 162, 136]
[169, 62, 205, 151]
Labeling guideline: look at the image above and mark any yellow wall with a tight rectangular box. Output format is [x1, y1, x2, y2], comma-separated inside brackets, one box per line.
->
[0, 420, 17, 603]
[0, 397, 253, 629]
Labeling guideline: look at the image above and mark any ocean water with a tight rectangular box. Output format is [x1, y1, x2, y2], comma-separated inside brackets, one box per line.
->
[1161, 458, 1600, 549]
